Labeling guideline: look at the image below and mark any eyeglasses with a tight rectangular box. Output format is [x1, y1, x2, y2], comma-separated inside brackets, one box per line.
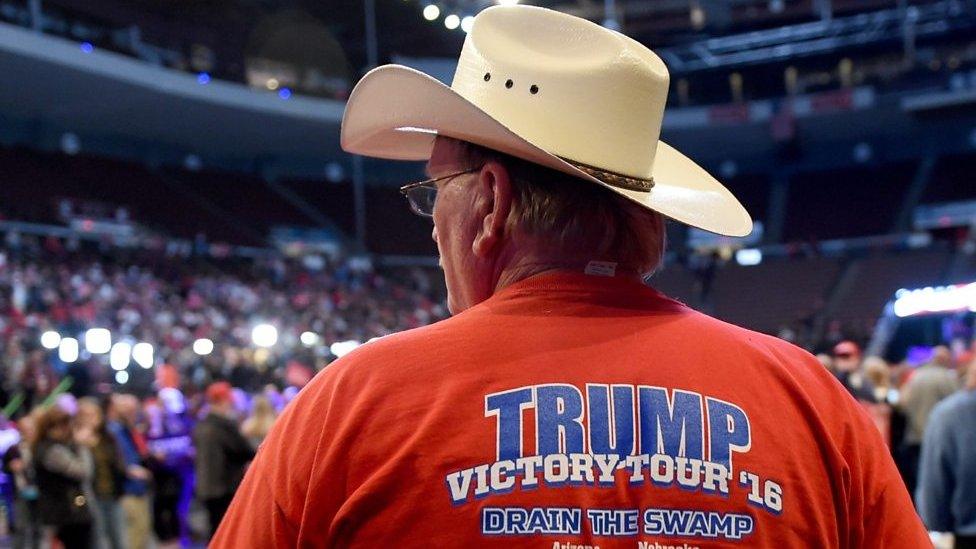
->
[399, 166, 482, 217]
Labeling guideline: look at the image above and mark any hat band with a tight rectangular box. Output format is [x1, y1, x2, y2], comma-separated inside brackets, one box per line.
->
[561, 158, 655, 193]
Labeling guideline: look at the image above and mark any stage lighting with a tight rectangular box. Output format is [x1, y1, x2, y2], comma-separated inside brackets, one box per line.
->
[85, 328, 111, 354]
[330, 340, 361, 358]
[110, 342, 131, 370]
[116, 371, 129, 384]
[193, 338, 214, 356]
[60, 133, 81, 156]
[59, 338, 79, 363]
[133, 342, 154, 369]
[301, 332, 320, 347]
[720, 160, 738, 179]
[497, 0, 519, 5]
[197, 73, 210, 85]
[184, 154, 202, 171]
[735, 248, 763, 266]
[252, 324, 278, 347]
[40, 330, 61, 350]
[278, 88, 292, 100]
[325, 162, 345, 183]
[461, 16, 475, 33]
[423, 4, 440, 20]
[853, 142, 872, 163]
[894, 282, 976, 318]
[266, 78, 279, 90]
[80, 42, 93, 53]
[690, 5, 706, 29]
[445, 14, 460, 29]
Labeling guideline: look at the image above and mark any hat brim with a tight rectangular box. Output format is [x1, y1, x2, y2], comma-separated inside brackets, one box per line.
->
[341, 65, 753, 237]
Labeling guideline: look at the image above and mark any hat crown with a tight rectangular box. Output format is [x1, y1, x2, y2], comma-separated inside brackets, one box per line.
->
[451, 6, 669, 179]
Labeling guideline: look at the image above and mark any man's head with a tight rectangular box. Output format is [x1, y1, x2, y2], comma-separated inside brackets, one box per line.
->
[206, 381, 236, 416]
[425, 137, 666, 313]
[833, 340, 861, 373]
[109, 393, 139, 425]
[76, 397, 103, 430]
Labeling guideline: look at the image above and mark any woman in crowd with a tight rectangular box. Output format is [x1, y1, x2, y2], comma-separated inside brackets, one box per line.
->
[3, 413, 42, 549]
[77, 398, 126, 549]
[32, 406, 94, 549]
[241, 395, 277, 449]
[864, 356, 899, 405]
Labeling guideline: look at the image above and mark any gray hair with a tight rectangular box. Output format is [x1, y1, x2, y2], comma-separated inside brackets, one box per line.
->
[450, 138, 666, 275]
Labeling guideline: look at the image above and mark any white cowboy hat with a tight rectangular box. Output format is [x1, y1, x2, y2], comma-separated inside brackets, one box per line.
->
[340, 5, 752, 237]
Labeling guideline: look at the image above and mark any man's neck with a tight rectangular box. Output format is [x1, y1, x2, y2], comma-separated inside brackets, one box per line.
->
[492, 256, 642, 295]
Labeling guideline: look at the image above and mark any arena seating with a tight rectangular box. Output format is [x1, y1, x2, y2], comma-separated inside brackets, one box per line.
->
[831, 249, 954, 325]
[783, 162, 916, 241]
[0, 146, 314, 246]
[647, 262, 696, 306]
[922, 153, 976, 205]
[280, 179, 438, 255]
[711, 255, 841, 334]
[2, 142, 974, 350]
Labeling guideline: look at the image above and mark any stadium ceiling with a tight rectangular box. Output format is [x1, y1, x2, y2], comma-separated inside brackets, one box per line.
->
[0, 22, 346, 174]
[4, 1, 975, 180]
[46, 0, 976, 78]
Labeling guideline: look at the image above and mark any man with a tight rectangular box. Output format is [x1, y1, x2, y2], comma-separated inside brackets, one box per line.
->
[832, 340, 876, 402]
[215, 6, 927, 547]
[192, 382, 254, 538]
[917, 358, 976, 548]
[106, 394, 152, 549]
[900, 345, 960, 497]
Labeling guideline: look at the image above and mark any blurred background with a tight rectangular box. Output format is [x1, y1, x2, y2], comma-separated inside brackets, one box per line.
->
[0, 0, 974, 546]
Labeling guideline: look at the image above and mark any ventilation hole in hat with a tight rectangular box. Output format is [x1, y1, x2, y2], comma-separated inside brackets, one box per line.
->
[529, 85, 539, 94]
[505, 79, 513, 89]
[484, 73, 491, 82]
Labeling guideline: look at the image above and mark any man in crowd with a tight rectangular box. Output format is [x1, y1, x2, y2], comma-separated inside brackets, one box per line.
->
[832, 340, 876, 402]
[193, 382, 254, 538]
[917, 358, 976, 548]
[214, 5, 927, 547]
[106, 394, 153, 549]
[900, 345, 960, 497]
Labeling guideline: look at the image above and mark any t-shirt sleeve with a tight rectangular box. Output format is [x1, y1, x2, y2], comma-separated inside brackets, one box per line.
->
[775, 344, 931, 548]
[860, 476, 932, 548]
[211, 350, 366, 547]
[210, 454, 298, 547]
[845, 396, 932, 548]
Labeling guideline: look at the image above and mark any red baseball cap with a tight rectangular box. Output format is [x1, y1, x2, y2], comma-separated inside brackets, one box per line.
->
[833, 340, 861, 357]
[205, 381, 234, 404]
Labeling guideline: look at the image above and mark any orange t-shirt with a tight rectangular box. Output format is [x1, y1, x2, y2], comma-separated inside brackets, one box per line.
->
[213, 272, 929, 548]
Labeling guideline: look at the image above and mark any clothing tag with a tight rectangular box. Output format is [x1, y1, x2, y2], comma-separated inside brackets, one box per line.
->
[584, 261, 617, 277]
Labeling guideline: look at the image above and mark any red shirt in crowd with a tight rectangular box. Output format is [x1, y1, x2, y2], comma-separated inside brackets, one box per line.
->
[213, 271, 928, 548]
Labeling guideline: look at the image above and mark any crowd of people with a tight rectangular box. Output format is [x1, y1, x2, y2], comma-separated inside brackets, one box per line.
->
[0, 231, 446, 404]
[0, 231, 447, 546]
[1, 229, 975, 545]
[822, 339, 976, 545]
[2, 381, 275, 548]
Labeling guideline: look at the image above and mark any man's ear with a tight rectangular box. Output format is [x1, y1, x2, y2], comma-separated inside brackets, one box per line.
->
[472, 161, 514, 258]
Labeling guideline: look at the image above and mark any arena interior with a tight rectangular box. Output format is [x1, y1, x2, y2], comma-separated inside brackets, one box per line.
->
[0, 0, 975, 547]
